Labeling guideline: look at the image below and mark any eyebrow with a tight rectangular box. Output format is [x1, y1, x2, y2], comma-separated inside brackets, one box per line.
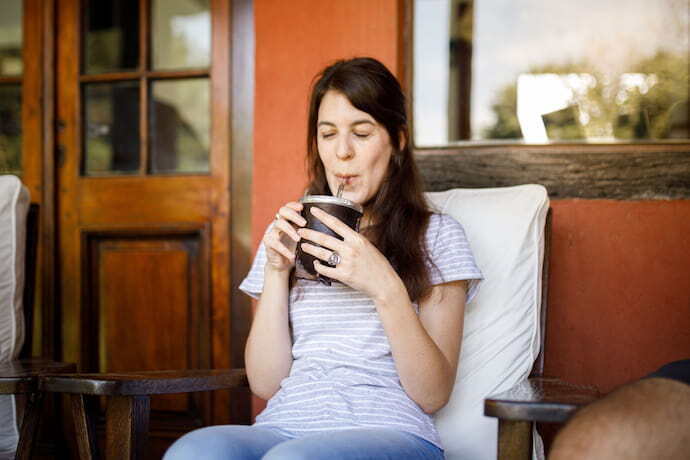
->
[318, 119, 375, 128]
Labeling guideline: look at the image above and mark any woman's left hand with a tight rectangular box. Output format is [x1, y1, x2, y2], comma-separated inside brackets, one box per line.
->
[297, 207, 403, 301]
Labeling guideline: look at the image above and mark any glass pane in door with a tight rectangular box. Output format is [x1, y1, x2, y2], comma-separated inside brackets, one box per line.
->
[150, 78, 210, 174]
[0, 85, 22, 173]
[152, 0, 211, 70]
[84, 0, 139, 74]
[0, 0, 23, 76]
[84, 81, 140, 175]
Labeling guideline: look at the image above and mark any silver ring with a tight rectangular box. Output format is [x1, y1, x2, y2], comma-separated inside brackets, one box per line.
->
[275, 212, 281, 220]
[327, 251, 341, 267]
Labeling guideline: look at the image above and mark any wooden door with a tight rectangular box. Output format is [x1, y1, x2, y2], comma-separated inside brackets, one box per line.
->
[56, 0, 243, 453]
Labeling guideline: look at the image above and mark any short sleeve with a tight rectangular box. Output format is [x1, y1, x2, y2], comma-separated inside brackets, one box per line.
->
[239, 240, 268, 299]
[426, 213, 483, 303]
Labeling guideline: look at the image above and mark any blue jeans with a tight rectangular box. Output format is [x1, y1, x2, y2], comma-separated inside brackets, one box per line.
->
[163, 425, 444, 460]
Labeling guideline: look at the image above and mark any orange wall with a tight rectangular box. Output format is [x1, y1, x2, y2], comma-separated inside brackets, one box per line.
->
[252, 0, 690, 417]
[253, 0, 401, 240]
[545, 200, 690, 392]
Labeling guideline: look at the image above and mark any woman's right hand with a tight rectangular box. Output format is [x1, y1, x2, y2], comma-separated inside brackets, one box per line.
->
[263, 201, 306, 273]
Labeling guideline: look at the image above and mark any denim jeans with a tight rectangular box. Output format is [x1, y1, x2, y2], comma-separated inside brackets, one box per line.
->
[163, 425, 444, 460]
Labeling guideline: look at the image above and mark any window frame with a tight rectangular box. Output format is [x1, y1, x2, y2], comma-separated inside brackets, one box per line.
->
[404, 0, 690, 199]
[78, 0, 213, 177]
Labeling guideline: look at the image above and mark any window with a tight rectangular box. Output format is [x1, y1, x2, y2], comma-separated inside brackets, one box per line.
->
[82, 0, 211, 175]
[0, 0, 23, 174]
[413, 0, 689, 146]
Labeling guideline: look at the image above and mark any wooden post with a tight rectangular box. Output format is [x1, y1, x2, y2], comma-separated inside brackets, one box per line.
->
[497, 420, 533, 460]
[105, 395, 151, 460]
[16, 391, 44, 460]
[71, 394, 97, 460]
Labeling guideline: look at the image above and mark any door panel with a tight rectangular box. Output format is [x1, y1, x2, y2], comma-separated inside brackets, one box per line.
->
[56, 0, 236, 451]
[87, 231, 209, 417]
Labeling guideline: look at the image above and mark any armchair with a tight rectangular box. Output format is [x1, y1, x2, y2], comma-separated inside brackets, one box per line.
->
[0, 175, 75, 459]
[42, 184, 598, 459]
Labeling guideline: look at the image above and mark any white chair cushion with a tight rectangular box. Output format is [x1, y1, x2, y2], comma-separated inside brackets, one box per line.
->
[0, 175, 28, 362]
[426, 185, 549, 460]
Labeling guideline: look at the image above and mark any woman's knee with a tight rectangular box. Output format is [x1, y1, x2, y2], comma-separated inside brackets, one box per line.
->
[164, 426, 226, 460]
[262, 429, 442, 460]
[262, 439, 317, 460]
[164, 425, 285, 460]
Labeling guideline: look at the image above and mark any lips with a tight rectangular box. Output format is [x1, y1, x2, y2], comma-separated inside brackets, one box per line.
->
[335, 174, 357, 185]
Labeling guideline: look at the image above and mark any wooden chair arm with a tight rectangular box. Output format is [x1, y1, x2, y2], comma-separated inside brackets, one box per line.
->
[484, 377, 600, 460]
[0, 359, 76, 394]
[484, 376, 600, 423]
[40, 368, 248, 396]
[40, 369, 249, 459]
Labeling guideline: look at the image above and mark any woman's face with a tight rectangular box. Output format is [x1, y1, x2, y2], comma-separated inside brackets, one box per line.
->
[316, 90, 395, 206]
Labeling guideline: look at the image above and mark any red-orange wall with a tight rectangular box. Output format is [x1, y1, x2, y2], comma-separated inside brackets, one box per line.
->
[253, 0, 401, 239]
[546, 200, 690, 392]
[252, 0, 690, 417]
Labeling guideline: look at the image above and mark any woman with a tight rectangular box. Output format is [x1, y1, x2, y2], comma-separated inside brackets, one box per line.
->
[165, 57, 482, 460]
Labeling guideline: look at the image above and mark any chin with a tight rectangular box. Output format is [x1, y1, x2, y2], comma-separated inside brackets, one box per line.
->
[341, 192, 360, 203]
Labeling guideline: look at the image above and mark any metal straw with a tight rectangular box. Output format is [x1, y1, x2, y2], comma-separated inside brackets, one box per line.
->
[336, 182, 345, 198]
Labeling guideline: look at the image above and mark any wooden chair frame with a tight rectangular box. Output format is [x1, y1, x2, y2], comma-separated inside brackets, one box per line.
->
[0, 204, 76, 459]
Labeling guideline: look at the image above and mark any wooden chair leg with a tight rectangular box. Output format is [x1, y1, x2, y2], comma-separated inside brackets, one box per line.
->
[497, 419, 533, 460]
[15, 392, 43, 460]
[71, 394, 98, 460]
[105, 396, 150, 460]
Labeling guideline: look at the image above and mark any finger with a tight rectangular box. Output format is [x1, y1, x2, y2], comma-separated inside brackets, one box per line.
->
[313, 259, 338, 279]
[300, 242, 332, 262]
[285, 201, 304, 212]
[277, 203, 307, 227]
[297, 228, 346, 252]
[274, 218, 301, 242]
[266, 234, 296, 261]
[309, 207, 357, 239]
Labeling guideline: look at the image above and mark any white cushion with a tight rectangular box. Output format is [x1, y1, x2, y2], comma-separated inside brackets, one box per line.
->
[426, 185, 549, 460]
[0, 175, 28, 362]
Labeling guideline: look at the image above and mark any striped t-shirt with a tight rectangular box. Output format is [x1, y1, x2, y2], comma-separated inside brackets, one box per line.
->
[239, 213, 483, 448]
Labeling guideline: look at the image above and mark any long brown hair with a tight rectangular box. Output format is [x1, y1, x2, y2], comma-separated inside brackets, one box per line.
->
[306, 57, 433, 302]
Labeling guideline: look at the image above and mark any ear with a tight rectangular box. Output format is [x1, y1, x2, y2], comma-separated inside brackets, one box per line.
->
[398, 130, 407, 151]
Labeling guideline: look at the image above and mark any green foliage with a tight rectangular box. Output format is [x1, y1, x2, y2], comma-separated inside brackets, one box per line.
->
[484, 52, 689, 141]
[483, 84, 521, 139]
[622, 51, 689, 139]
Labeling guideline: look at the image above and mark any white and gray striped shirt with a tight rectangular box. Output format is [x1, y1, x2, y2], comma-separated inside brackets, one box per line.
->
[239, 213, 482, 448]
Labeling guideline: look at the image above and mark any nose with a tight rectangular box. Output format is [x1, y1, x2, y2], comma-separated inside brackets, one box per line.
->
[335, 136, 354, 160]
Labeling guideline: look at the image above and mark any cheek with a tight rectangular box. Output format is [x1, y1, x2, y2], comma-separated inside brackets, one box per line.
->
[365, 148, 392, 188]
[374, 144, 393, 173]
[316, 144, 332, 168]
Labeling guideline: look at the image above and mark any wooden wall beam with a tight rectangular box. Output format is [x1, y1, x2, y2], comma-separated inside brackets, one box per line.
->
[416, 145, 690, 199]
